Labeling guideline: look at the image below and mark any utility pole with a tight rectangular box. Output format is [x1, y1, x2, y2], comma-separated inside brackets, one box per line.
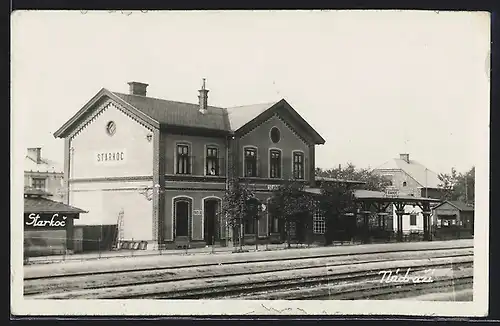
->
[465, 174, 468, 205]
[425, 168, 428, 198]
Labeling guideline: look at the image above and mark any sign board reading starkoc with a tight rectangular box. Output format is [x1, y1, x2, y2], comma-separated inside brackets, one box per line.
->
[24, 213, 68, 228]
[95, 149, 127, 165]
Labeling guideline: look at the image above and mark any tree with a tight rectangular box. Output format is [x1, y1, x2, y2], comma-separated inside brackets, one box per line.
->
[438, 168, 458, 201]
[220, 178, 257, 251]
[454, 166, 475, 205]
[316, 163, 392, 191]
[438, 166, 475, 205]
[318, 181, 356, 245]
[268, 180, 317, 248]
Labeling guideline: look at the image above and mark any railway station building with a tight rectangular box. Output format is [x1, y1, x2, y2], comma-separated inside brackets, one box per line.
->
[54, 80, 327, 249]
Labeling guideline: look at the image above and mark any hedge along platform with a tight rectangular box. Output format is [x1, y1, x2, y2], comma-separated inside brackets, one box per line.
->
[24, 188, 88, 257]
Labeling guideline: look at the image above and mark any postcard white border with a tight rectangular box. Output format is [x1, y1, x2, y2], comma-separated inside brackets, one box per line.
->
[11, 10, 490, 317]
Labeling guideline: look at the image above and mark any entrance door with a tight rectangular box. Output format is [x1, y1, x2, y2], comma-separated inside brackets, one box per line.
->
[175, 200, 190, 238]
[204, 199, 219, 245]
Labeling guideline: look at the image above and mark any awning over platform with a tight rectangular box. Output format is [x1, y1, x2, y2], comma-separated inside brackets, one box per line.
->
[303, 187, 441, 204]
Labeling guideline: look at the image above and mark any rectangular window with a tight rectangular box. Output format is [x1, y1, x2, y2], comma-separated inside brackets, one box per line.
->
[176, 144, 191, 174]
[313, 210, 326, 234]
[244, 148, 257, 177]
[32, 178, 46, 190]
[206, 147, 219, 176]
[269, 150, 281, 178]
[287, 221, 296, 237]
[293, 152, 304, 179]
[410, 214, 417, 226]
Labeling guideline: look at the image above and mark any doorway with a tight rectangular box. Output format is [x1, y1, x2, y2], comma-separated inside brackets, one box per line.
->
[204, 199, 220, 245]
[175, 199, 190, 238]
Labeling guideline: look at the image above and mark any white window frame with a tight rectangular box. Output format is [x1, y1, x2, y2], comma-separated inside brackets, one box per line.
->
[204, 144, 220, 176]
[313, 210, 326, 235]
[174, 141, 193, 175]
[242, 145, 258, 177]
[268, 147, 283, 179]
[291, 150, 305, 180]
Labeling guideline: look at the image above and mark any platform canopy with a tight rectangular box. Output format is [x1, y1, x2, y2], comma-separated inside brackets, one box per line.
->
[353, 189, 441, 205]
[24, 187, 87, 215]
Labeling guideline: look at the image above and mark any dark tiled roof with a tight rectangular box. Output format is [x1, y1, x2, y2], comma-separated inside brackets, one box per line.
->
[24, 196, 87, 214]
[448, 201, 474, 211]
[54, 88, 325, 144]
[315, 176, 366, 184]
[112, 92, 231, 131]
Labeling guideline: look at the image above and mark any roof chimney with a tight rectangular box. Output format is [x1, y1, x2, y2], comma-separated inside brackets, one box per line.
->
[28, 147, 42, 164]
[127, 81, 148, 96]
[400, 153, 410, 163]
[198, 78, 209, 114]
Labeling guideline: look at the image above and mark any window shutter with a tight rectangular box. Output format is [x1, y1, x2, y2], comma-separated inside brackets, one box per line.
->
[256, 158, 261, 177]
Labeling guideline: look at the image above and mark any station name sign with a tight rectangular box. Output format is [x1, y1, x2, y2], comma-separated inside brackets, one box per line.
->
[25, 213, 68, 228]
[267, 185, 280, 191]
[95, 149, 127, 165]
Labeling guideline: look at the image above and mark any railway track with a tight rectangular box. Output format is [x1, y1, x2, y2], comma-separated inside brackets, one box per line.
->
[125, 259, 472, 300]
[24, 240, 473, 280]
[25, 247, 473, 300]
[24, 247, 472, 296]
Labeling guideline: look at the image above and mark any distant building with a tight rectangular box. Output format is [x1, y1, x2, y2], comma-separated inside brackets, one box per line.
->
[373, 153, 443, 234]
[24, 147, 64, 202]
[373, 153, 442, 198]
[432, 200, 474, 238]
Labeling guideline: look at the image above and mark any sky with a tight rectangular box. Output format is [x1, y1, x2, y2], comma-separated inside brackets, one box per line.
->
[11, 10, 490, 175]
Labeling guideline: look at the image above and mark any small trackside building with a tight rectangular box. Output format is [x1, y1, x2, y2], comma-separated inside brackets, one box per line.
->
[432, 200, 474, 239]
[24, 188, 87, 257]
[53, 80, 325, 250]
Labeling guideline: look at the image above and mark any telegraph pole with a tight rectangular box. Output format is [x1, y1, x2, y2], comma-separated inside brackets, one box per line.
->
[465, 174, 468, 205]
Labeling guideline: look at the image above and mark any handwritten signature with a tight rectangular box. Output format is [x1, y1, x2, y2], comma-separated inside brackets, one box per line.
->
[378, 268, 435, 284]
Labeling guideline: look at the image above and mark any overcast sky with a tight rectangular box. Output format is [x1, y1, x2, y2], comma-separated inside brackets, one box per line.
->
[11, 10, 490, 174]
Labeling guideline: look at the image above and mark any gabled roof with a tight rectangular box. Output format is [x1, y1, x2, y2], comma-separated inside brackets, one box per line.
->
[432, 200, 474, 212]
[113, 92, 231, 132]
[54, 88, 160, 138]
[226, 99, 325, 144]
[54, 88, 325, 145]
[374, 158, 441, 188]
[24, 196, 88, 214]
[226, 102, 277, 130]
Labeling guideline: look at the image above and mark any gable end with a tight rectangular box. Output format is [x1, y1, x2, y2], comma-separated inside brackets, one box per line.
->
[69, 99, 156, 141]
[54, 89, 159, 139]
[236, 102, 318, 146]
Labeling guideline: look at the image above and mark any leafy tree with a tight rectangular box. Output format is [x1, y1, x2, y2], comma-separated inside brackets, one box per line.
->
[318, 181, 356, 245]
[438, 166, 475, 205]
[438, 168, 458, 201]
[316, 163, 391, 191]
[268, 180, 317, 248]
[220, 178, 257, 250]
